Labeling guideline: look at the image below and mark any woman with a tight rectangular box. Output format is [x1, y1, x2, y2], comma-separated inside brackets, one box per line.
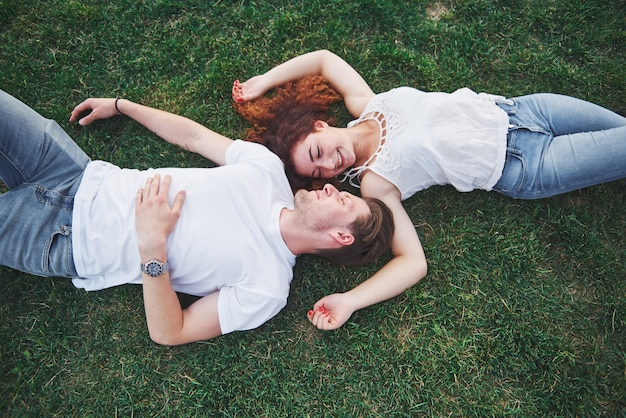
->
[232, 49, 626, 330]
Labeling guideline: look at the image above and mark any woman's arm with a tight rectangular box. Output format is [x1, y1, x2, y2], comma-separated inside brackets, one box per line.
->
[233, 49, 376, 117]
[70, 98, 233, 166]
[307, 172, 427, 329]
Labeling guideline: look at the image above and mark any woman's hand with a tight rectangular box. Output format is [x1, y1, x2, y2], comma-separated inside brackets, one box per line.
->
[307, 293, 356, 330]
[69, 98, 120, 126]
[232, 77, 270, 103]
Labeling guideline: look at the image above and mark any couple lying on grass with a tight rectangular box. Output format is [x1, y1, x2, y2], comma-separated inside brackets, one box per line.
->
[1, 50, 624, 345]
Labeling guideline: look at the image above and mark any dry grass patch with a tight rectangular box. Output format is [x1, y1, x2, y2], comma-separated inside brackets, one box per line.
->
[426, 2, 450, 20]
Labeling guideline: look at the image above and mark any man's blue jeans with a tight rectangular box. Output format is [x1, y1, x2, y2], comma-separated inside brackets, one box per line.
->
[0, 90, 90, 277]
[493, 93, 626, 199]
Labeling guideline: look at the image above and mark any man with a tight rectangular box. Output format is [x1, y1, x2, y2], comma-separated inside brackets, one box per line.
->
[0, 90, 393, 345]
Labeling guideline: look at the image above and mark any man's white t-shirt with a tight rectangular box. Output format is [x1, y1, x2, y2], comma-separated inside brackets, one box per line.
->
[71, 141, 296, 334]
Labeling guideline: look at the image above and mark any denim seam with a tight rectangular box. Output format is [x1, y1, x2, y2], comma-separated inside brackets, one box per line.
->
[0, 147, 29, 188]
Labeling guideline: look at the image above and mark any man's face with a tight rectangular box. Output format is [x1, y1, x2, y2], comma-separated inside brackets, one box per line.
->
[293, 184, 370, 232]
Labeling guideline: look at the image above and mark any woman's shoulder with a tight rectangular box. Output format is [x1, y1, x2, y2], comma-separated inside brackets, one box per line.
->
[376, 86, 424, 97]
[359, 169, 401, 199]
[365, 87, 426, 110]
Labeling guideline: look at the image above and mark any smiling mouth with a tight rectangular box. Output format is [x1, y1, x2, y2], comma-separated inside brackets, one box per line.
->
[336, 150, 344, 169]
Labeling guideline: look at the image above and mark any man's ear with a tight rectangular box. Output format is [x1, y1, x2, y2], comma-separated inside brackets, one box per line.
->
[331, 230, 355, 247]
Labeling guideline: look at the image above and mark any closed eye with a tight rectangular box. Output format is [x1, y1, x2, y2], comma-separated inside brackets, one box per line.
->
[310, 146, 323, 178]
[308, 145, 322, 162]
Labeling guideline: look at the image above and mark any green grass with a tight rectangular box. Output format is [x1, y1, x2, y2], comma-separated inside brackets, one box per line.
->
[1, 0, 624, 416]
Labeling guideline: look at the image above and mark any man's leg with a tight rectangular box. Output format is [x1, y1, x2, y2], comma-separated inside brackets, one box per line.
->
[0, 90, 89, 277]
[0, 89, 90, 192]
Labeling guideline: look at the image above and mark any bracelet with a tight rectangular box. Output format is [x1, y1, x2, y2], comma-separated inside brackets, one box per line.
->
[115, 98, 124, 116]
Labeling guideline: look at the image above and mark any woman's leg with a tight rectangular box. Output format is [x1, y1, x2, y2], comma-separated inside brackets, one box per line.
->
[518, 93, 626, 135]
[494, 94, 626, 199]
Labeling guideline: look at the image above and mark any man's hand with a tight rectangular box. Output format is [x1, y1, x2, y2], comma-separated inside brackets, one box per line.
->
[135, 174, 186, 260]
[307, 293, 356, 330]
[69, 98, 120, 126]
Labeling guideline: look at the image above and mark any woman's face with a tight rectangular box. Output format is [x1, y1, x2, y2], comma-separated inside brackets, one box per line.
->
[291, 123, 355, 180]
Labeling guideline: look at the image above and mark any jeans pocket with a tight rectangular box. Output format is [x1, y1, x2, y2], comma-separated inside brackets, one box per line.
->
[43, 225, 77, 277]
[494, 147, 525, 197]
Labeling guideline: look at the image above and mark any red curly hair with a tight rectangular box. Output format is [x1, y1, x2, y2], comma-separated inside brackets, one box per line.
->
[234, 75, 342, 191]
[234, 75, 395, 265]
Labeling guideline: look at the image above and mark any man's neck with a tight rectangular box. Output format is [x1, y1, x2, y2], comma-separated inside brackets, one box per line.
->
[278, 208, 311, 256]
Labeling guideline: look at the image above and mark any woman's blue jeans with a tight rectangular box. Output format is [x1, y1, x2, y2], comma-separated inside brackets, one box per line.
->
[493, 93, 626, 199]
[0, 90, 90, 277]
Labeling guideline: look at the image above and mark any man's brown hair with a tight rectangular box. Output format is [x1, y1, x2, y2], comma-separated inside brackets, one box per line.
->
[316, 197, 394, 266]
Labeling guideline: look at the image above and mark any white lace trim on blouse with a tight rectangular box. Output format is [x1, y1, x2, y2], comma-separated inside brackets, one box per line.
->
[338, 96, 404, 188]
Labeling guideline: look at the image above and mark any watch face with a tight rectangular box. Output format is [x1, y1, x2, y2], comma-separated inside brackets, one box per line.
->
[146, 261, 163, 277]
[141, 259, 168, 277]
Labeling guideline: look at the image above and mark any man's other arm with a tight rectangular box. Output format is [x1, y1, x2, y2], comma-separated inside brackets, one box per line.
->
[70, 98, 233, 166]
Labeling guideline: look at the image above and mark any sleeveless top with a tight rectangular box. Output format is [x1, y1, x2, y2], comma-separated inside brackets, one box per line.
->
[339, 87, 511, 200]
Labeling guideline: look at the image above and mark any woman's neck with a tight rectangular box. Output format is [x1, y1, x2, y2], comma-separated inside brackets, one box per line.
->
[350, 119, 381, 167]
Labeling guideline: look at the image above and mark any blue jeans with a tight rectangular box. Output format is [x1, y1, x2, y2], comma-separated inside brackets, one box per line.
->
[493, 93, 626, 199]
[0, 90, 90, 277]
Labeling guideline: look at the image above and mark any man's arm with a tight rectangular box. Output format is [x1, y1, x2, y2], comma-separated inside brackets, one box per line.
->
[70, 98, 233, 166]
[135, 174, 222, 345]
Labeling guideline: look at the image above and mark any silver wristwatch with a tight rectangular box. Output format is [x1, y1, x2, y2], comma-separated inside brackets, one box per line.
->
[140, 258, 169, 277]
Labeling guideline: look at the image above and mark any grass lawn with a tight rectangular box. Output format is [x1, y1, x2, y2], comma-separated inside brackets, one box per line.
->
[1, 0, 624, 416]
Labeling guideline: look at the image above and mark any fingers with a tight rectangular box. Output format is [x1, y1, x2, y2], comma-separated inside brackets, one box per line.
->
[172, 190, 186, 212]
[141, 175, 156, 201]
[136, 174, 161, 202]
[69, 100, 88, 122]
[136, 176, 152, 204]
[307, 305, 331, 329]
[69, 97, 122, 126]
[69, 100, 94, 125]
[232, 80, 244, 103]
[157, 175, 186, 212]
[135, 187, 143, 206]
[135, 174, 184, 250]
[137, 174, 185, 207]
[152, 173, 165, 194]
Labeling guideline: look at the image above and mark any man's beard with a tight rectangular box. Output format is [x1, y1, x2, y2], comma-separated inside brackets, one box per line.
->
[293, 190, 334, 233]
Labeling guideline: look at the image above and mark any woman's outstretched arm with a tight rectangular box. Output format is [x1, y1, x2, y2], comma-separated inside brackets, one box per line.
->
[233, 49, 375, 117]
[307, 172, 428, 329]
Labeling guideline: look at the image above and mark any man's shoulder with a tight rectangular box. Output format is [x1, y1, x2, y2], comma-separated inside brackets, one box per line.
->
[226, 140, 281, 165]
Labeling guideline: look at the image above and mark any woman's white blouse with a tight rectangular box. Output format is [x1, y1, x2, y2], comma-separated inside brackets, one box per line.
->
[341, 87, 511, 200]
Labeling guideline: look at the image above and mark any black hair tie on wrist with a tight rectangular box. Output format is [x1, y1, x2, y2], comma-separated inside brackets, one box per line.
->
[115, 98, 124, 116]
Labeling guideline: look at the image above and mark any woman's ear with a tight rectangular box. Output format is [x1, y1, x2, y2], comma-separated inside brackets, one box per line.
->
[313, 120, 329, 130]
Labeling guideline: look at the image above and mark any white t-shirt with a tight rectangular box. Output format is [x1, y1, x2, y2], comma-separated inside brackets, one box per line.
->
[71, 140, 296, 334]
[343, 87, 511, 200]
